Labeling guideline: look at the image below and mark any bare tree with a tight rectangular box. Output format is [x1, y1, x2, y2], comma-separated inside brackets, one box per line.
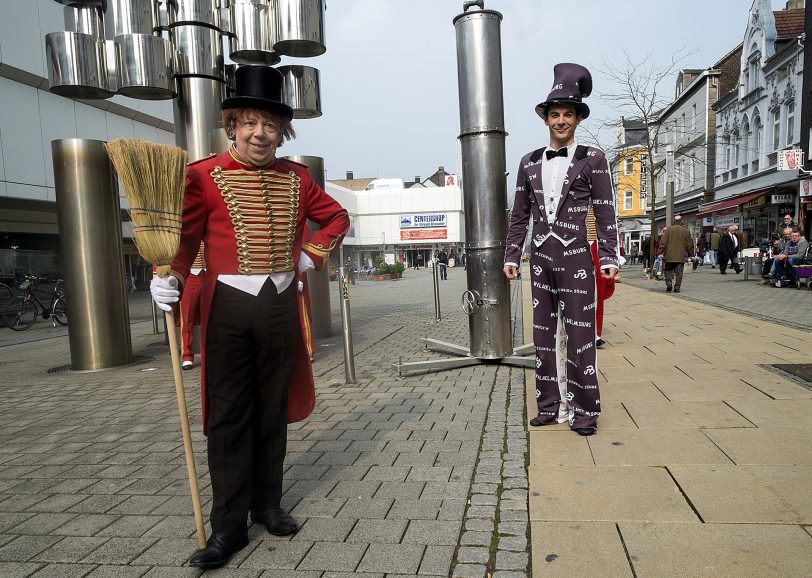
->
[594, 46, 699, 267]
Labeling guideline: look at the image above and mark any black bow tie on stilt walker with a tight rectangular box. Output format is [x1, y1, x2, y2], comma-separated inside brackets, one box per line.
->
[105, 139, 207, 551]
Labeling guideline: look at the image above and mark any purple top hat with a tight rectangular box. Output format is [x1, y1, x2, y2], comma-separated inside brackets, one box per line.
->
[222, 65, 294, 120]
[535, 62, 592, 119]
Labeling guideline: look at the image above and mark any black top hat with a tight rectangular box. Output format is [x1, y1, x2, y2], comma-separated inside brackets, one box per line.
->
[221, 65, 293, 120]
[535, 63, 592, 119]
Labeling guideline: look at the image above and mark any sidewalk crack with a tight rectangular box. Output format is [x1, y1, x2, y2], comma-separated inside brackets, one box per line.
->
[664, 466, 705, 523]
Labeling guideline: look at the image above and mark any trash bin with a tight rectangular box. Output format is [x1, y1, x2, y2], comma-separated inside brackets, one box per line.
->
[744, 255, 763, 280]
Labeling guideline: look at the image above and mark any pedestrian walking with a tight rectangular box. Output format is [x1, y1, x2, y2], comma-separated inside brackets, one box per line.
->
[438, 248, 449, 280]
[709, 229, 721, 268]
[180, 242, 206, 369]
[719, 225, 743, 274]
[658, 215, 693, 293]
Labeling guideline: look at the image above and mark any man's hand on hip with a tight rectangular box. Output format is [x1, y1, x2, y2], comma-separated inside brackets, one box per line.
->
[503, 265, 520, 279]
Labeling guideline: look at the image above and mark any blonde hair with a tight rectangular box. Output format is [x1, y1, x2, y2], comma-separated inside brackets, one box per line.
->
[221, 108, 296, 146]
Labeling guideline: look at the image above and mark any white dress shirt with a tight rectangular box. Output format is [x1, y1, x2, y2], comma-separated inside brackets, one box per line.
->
[218, 252, 314, 296]
[541, 143, 577, 225]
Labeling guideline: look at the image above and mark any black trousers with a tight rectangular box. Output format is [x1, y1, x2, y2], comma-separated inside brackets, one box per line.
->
[205, 279, 299, 533]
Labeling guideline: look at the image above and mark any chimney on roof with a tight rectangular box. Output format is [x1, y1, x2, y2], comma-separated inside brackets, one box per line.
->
[784, 0, 803, 9]
[438, 166, 445, 172]
[346, 171, 353, 180]
[415, 176, 420, 183]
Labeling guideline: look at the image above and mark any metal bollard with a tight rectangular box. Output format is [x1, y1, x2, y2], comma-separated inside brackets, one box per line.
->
[743, 256, 750, 281]
[338, 266, 356, 384]
[432, 261, 442, 320]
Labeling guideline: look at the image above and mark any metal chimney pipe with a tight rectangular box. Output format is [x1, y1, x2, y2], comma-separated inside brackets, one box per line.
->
[453, 2, 512, 359]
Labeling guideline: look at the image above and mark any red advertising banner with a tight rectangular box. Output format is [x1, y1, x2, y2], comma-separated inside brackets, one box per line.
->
[400, 228, 447, 240]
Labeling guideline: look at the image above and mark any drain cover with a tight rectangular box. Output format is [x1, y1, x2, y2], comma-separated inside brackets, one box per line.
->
[772, 364, 812, 383]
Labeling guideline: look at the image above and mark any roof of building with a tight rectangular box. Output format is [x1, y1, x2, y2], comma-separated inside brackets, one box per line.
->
[774, 9, 805, 38]
[329, 178, 375, 191]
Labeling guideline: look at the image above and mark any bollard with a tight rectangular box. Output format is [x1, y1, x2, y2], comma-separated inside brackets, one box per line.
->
[338, 266, 356, 384]
[432, 260, 442, 320]
[743, 256, 750, 281]
[53, 138, 132, 370]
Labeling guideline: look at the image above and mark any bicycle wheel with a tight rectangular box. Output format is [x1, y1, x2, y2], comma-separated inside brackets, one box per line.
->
[0, 283, 11, 308]
[3, 297, 37, 331]
[52, 297, 68, 326]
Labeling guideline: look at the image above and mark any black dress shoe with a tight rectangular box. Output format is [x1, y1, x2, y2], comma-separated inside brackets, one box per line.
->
[674, 288, 680, 293]
[666, 286, 672, 292]
[529, 416, 555, 427]
[188, 531, 248, 569]
[595, 338, 605, 349]
[251, 508, 299, 536]
[573, 427, 597, 436]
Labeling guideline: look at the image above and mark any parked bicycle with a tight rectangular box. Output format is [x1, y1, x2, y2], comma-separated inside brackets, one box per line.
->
[2, 276, 67, 331]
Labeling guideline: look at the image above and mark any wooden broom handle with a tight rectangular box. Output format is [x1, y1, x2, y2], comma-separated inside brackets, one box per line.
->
[164, 309, 207, 549]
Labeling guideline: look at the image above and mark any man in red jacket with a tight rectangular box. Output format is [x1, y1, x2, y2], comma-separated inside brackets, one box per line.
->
[151, 65, 349, 569]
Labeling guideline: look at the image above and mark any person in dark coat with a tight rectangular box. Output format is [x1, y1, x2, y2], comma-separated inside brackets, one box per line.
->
[658, 216, 693, 292]
[718, 225, 743, 274]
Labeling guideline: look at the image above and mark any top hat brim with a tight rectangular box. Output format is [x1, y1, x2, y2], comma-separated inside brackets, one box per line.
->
[535, 99, 590, 119]
[222, 95, 294, 120]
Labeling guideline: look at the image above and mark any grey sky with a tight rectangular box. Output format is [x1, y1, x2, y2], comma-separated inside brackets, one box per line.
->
[280, 0, 784, 182]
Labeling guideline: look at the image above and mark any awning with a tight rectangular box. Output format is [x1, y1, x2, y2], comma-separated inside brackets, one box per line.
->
[697, 189, 770, 215]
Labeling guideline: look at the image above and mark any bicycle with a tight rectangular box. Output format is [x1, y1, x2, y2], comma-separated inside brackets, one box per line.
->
[0, 282, 12, 313]
[2, 276, 68, 331]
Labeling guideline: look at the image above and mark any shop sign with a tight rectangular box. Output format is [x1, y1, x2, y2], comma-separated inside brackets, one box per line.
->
[703, 216, 714, 226]
[639, 154, 648, 200]
[742, 195, 766, 209]
[770, 193, 794, 205]
[444, 174, 458, 187]
[400, 228, 448, 240]
[800, 179, 811, 198]
[715, 214, 741, 227]
[400, 213, 447, 228]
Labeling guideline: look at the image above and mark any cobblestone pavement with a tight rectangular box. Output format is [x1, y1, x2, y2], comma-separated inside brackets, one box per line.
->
[0, 266, 532, 578]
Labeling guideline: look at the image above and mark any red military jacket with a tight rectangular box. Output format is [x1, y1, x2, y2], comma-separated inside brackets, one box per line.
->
[169, 149, 350, 432]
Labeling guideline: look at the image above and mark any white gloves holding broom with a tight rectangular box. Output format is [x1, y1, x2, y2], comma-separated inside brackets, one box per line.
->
[151, 276, 179, 311]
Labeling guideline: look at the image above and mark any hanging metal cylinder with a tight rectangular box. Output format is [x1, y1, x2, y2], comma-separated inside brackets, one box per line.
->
[46, 31, 114, 99]
[105, 0, 156, 37]
[278, 65, 321, 119]
[64, 4, 104, 38]
[453, 1, 512, 359]
[274, 0, 326, 57]
[229, 0, 281, 65]
[167, 0, 221, 28]
[171, 24, 224, 79]
[115, 34, 177, 99]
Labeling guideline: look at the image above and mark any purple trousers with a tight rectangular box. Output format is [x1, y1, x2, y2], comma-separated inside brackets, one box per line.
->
[530, 237, 601, 429]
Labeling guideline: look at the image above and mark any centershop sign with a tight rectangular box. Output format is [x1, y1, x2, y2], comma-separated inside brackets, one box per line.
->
[400, 214, 447, 228]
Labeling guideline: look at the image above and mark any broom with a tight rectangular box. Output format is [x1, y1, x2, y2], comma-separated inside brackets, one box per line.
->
[105, 138, 206, 549]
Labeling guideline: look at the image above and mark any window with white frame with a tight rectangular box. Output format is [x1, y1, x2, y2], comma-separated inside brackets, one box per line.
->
[742, 122, 750, 166]
[773, 109, 781, 150]
[691, 104, 697, 131]
[734, 133, 740, 168]
[624, 190, 633, 211]
[689, 157, 696, 185]
[786, 102, 795, 146]
[624, 157, 634, 175]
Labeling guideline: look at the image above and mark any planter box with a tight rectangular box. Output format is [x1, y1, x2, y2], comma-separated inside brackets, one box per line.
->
[390, 271, 403, 279]
[372, 274, 391, 281]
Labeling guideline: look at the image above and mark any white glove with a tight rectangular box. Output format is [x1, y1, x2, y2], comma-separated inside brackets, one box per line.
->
[298, 252, 315, 273]
[150, 275, 179, 312]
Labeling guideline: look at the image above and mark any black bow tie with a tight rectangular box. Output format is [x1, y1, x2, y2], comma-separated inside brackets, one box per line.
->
[546, 148, 568, 160]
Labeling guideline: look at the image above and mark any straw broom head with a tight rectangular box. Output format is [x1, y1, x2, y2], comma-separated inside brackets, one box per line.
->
[105, 139, 187, 276]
